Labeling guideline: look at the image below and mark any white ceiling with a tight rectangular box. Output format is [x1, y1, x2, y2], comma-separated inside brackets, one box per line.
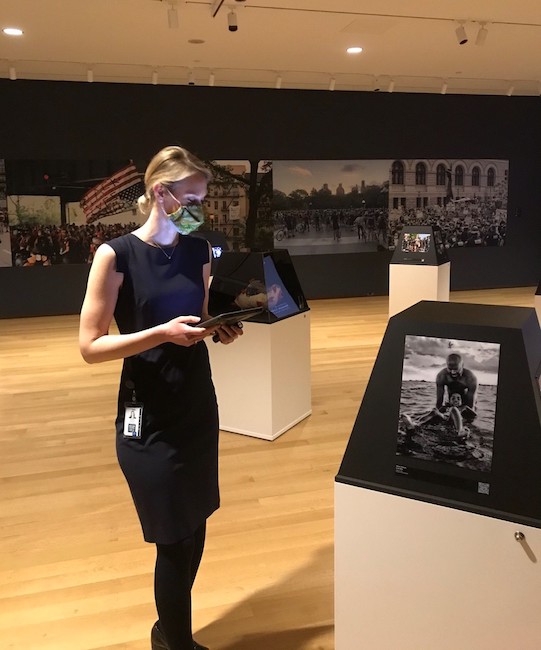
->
[2, 0, 541, 95]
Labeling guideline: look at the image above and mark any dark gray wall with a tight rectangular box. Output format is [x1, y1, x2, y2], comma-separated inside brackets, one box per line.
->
[0, 265, 90, 318]
[1, 80, 540, 317]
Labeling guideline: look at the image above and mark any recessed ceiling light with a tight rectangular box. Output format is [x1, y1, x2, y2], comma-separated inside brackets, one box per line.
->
[3, 27, 23, 36]
[188, 39, 205, 45]
[346, 46, 363, 54]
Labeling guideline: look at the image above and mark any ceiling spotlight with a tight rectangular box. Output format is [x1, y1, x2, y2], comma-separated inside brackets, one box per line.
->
[275, 75, 282, 89]
[152, 69, 158, 85]
[507, 84, 515, 97]
[475, 22, 488, 46]
[228, 10, 238, 32]
[329, 77, 336, 91]
[167, 3, 179, 29]
[346, 46, 363, 55]
[3, 27, 23, 36]
[388, 79, 395, 93]
[87, 68, 94, 83]
[209, 71, 215, 86]
[441, 81, 448, 95]
[455, 22, 468, 45]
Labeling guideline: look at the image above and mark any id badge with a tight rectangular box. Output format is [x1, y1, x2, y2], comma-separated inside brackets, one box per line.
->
[123, 402, 144, 439]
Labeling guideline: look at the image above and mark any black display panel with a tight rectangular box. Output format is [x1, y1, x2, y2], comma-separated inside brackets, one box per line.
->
[208, 249, 309, 323]
[336, 301, 541, 528]
[391, 225, 449, 265]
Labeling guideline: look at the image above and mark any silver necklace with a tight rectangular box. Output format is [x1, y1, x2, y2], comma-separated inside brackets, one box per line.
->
[151, 239, 177, 261]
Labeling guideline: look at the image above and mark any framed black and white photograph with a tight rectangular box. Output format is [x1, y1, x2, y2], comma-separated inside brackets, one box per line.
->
[396, 335, 501, 473]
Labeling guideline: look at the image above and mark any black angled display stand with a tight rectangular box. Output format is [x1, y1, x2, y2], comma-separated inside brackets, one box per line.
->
[206, 250, 311, 440]
[335, 301, 541, 650]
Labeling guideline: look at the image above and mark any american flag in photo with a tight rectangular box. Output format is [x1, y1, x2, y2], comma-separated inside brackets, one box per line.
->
[80, 163, 144, 223]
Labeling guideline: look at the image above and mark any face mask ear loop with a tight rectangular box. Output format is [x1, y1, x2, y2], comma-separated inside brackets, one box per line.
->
[163, 186, 182, 214]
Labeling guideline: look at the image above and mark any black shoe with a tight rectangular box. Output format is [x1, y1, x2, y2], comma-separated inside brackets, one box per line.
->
[151, 622, 168, 650]
[151, 621, 209, 650]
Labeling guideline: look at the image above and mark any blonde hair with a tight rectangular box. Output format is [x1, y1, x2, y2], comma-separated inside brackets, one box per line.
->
[137, 145, 212, 215]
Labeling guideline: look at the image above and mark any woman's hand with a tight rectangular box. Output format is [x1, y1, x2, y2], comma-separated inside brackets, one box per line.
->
[213, 322, 244, 345]
[162, 316, 210, 347]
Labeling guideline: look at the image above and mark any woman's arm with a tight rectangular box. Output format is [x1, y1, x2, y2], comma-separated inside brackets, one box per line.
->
[79, 243, 207, 364]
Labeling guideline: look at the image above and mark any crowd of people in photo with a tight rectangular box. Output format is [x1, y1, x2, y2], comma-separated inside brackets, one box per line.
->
[7, 197, 506, 267]
[274, 197, 507, 251]
[9, 222, 139, 266]
[274, 208, 388, 245]
[0, 210, 8, 234]
[388, 201, 507, 250]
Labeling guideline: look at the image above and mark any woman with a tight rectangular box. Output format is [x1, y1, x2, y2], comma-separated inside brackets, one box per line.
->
[79, 145, 241, 650]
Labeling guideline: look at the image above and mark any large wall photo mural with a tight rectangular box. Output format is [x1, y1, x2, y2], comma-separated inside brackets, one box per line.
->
[2, 158, 272, 268]
[272, 159, 509, 256]
[4, 159, 145, 268]
[1, 156, 508, 268]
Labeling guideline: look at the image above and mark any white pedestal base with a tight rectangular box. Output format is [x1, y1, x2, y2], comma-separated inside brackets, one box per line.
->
[389, 262, 450, 318]
[335, 482, 541, 650]
[207, 312, 311, 440]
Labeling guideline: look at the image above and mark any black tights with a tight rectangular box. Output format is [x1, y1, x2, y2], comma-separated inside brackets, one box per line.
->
[154, 522, 206, 650]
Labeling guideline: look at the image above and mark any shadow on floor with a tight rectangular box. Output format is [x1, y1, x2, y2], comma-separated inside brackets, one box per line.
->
[197, 544, 334, 649]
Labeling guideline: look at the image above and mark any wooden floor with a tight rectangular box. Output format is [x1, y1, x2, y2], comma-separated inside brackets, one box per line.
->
[0, 287, 537, 650]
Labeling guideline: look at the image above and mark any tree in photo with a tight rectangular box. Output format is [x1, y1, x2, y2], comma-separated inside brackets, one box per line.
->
[205, 160, 273, 252]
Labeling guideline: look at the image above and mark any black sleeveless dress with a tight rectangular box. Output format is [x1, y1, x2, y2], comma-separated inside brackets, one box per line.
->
[108, 233, 219, 544]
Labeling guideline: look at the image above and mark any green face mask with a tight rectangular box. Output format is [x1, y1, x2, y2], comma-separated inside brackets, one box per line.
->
[165, 188, 206, 235]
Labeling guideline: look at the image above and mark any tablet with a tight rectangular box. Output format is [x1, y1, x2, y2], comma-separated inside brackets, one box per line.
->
[199, 307, 264, 329]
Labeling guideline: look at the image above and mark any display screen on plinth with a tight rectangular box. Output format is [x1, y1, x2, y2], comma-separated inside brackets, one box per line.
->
[208, 249, 309, 323]
[401, 232, 431, 254]
[391, 225, 449, 265]
[336, 301, 541, 528]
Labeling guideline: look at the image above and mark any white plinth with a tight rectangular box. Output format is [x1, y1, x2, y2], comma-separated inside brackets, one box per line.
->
[335, 482, 541, 650]
[535, 292, 541, 328]
[389, 262, 450, 318]
[207, 311, 312, 440]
